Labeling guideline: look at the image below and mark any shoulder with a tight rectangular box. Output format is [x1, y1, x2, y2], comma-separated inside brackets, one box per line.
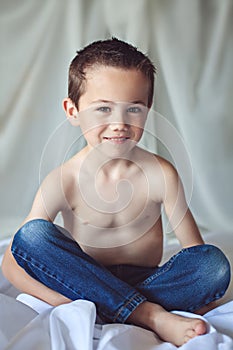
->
[48, 148, 86, 184]
[145, 149, 182, 200]
[136, 147, 178, 178]
[154, 155, 178, 178]
[136, 149, 180, 202]
[41, 150, 84, 199]
[152, 155, 180, 195]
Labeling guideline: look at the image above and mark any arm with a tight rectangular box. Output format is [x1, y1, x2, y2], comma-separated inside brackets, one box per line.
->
[2, 240, 70, 305]
[160, 160, 204, 248]
[1, 166, 71, 303]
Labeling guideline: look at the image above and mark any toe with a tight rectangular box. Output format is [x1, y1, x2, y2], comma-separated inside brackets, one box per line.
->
[186, 329, 197, 339]
[195, 320, 207, 335]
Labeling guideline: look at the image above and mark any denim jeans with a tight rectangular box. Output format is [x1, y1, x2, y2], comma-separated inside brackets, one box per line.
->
[11, 219, 231, 323]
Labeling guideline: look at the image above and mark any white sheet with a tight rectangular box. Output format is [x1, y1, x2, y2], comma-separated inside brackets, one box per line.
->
[1, 294, 233, 350]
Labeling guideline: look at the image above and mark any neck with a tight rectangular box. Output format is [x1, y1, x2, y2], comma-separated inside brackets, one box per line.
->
[82, 144, 138, 180]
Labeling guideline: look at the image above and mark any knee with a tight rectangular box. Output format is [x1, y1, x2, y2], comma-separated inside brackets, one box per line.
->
[12, 219, 52, 253]
[199, 244, 231, 293]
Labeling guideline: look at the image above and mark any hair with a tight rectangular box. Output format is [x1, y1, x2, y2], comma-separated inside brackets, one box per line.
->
[68, 38, 156, 109]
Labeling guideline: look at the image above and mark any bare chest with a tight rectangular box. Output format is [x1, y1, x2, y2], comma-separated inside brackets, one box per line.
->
[63, 174, 161, 249]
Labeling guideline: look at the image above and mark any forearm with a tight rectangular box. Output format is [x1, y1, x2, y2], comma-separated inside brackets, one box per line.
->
[173, 210, 204, 248]
[1, 243, 70, 306]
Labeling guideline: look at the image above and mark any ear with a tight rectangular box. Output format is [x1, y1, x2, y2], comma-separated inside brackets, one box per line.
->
[62, 98, 79, 126]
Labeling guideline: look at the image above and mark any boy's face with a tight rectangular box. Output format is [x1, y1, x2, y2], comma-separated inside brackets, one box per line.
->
[70, 66, 150, 156]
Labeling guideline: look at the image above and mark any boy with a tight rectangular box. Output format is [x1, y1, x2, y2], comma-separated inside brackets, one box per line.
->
[1, 38, 230, 347]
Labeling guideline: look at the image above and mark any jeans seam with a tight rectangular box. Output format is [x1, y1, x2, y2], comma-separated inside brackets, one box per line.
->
[112, 292, 146, 323]
[12, 250, 83, 299]
[140, 245, 209, 287]
[140, 252, 181, 286]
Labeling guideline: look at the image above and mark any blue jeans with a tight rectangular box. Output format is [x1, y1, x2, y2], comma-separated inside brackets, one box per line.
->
[11, 219, 231, 323]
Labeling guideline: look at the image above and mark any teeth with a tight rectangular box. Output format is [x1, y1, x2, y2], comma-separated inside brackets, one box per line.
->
[105, 137, 127, 140]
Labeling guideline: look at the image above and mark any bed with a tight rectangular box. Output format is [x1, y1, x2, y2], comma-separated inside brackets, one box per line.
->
[0, 231, 233, 350]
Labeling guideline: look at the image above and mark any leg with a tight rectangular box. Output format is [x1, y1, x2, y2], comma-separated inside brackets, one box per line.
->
[2, 242, 71, 306]
[136, 244, 231, 312]
[11, 227, 231, 346]
[126, 244, 230, 346]
[11, 219, 146, 322]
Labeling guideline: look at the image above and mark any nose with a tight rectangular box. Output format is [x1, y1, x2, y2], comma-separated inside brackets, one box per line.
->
[109, 122, 128, 132]
[109, 110, 128, 131]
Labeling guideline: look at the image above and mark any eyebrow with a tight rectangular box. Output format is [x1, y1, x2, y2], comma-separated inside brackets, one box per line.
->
[91, 99, 147, 105]
[131, 100, 147, 106]
[91, 100, 113, 104]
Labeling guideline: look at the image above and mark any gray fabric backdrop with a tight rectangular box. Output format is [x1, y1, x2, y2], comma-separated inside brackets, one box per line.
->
[0, 0, 233, 238]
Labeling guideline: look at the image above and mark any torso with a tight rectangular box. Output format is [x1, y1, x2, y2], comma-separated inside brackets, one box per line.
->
[60, 146, 165, 267]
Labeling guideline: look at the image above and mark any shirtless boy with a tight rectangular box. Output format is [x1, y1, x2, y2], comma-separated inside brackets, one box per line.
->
[2, 38, 230, 347]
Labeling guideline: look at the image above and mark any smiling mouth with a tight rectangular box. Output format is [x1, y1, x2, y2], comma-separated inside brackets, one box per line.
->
[103, 137, 130, 143]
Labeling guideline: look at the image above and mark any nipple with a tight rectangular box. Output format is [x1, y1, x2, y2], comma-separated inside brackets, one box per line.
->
[78, 216, 89, 225]
[81, 219, 89, 225]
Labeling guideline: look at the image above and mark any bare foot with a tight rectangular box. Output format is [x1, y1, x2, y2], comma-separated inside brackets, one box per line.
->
[152, 307, 206, 346]
[127, 302, 207, 347]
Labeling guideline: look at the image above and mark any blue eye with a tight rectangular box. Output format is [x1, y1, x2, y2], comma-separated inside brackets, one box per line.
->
[96, 106, 111, 113]
[127, 106, 143, 114]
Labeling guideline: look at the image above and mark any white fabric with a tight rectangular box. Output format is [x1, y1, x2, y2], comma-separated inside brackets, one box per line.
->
[1, 0, 233, 238]
[1, 295, 233, 350]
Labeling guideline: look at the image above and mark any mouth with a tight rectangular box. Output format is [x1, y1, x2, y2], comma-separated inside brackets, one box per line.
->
[103, 136, 130, 144]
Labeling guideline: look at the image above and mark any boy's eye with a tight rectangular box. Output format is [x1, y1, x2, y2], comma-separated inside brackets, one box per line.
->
[96, 106, 111, 113]
[127, 106, 143, 114]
